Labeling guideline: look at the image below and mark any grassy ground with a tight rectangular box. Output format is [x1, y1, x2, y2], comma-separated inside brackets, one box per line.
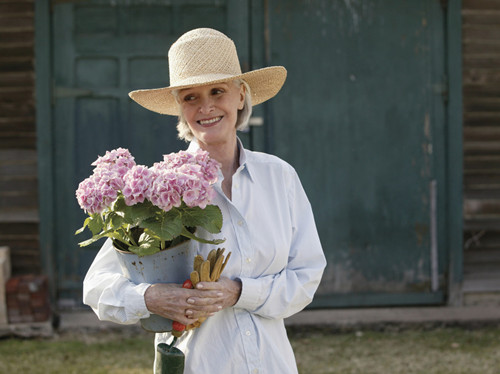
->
[0, 326, 500, 373]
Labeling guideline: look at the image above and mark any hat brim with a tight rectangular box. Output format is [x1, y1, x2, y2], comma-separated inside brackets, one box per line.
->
[128, 66, 287, 116]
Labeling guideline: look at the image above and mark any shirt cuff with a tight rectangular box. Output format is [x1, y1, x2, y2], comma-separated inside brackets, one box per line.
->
[233, 277, 262, 311]
[125, 282, 152, 320]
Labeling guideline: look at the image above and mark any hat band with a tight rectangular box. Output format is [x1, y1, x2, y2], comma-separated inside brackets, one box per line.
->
[170, 73, 241, 89]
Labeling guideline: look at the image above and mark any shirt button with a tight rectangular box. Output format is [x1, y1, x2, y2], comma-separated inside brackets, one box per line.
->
[252, 370, 259, 374]
[246, 258, 252, 263]
[238, 220, 244, 226]
[245, 330, 251, 336]
[234, 184, 239, 189]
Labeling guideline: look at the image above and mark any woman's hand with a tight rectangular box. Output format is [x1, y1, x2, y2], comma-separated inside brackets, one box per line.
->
[193, 277, 242, 310]
[144, 283, 223, 325]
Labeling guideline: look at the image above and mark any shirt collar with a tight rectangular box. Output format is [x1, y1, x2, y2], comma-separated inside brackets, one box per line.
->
[186, 137, 254, 183]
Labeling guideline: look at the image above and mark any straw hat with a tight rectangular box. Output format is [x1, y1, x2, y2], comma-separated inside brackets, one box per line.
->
[128, 28, 287, 116]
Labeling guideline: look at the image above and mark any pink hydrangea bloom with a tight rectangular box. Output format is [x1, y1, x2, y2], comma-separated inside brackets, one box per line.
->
[163, 149, 220, 184]
[175, 163, 215, 209]
[149, 149, 220, 211]
[122, 165, 154, 206]
[93, 166, 125, 191]
[148, 169, 183, 211]
[76, 175, 117, 214]
[91, 148, 136, 171]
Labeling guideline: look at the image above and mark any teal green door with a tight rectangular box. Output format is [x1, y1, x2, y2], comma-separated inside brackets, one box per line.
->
[266, 1, 447, 306]
[51, 0, 250, 301]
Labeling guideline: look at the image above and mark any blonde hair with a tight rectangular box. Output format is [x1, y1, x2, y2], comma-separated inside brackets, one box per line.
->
[173, 79, 253, 142]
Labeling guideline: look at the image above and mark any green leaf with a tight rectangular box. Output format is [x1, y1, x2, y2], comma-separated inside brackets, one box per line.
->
[110, 213, 125, 230]
[180, 227, 225, 245]
[113, 198, 156, 225]
[78, 232, 110, 247]
[75, 216, 91, 235]
[77, 225, 122, 247]
[88, 214, 104, 235]
[181, 205, 223, 234]
[113, 196, 127, 212]
[128, 238, 161, 257]
[141, 209, 183, 241]
[124, 200, 158, 226]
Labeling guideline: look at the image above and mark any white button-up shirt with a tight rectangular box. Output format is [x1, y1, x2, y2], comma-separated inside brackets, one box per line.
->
[83, 140, 326, 374]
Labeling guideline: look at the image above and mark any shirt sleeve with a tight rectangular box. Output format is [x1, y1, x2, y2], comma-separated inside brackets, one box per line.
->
[82, 239, 152, 324]
[233, 168, 327, 320]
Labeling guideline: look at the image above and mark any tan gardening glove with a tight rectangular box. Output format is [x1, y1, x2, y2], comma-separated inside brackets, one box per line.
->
[185, 248, 231, 331]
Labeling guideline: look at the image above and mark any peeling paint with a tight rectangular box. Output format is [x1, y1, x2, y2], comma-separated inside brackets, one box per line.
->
[414, 223, 429, 246]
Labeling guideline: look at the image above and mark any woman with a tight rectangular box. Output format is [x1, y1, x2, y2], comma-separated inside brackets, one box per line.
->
[83, 28, 326, 374]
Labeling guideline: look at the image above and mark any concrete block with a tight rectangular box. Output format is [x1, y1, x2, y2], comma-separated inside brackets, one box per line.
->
[0, 246, 11, 325]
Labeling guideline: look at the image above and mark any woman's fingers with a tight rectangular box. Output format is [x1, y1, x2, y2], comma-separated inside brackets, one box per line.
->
[144, 278, 241, 324]
[144, 283, 224, 322]
[194, 277, 242, 308]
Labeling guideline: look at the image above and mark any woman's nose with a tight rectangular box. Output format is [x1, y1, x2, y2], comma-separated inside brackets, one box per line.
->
[198, 96, 214, 113]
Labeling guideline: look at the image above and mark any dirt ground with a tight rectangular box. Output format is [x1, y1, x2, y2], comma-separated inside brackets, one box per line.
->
[1, 325, 500, 373]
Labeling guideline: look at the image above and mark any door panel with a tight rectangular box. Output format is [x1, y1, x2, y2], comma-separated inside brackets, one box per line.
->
[51, 0, 249, 301]
[268, 0, 446, 305]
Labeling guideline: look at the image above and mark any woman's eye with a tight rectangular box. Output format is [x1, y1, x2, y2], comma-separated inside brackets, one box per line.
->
[183, 95, 196, 102]
[211, 88, 224, 95]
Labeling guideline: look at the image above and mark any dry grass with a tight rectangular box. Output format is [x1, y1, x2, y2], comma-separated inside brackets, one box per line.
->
[0, 326, 500, 373]
[290, 326, 500, 374]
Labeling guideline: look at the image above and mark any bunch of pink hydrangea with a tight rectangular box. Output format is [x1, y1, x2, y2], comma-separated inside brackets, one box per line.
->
[149, 149, 219, 211]
[76, 148, 136, 214]
[162, 149, 220, 184]
[91, 147, 136, 174]
[76, 147, 220, 215]
[147, 169, 183, 211]
[76, 175, 118, 214]
[175, 163, 216, 209]
[122, 165, 154, 206]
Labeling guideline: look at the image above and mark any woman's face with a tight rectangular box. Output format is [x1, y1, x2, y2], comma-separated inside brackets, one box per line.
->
[178, 81, 245, 147]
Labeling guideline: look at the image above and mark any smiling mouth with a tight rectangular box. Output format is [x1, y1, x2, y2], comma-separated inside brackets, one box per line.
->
[198, 116, 222, 126]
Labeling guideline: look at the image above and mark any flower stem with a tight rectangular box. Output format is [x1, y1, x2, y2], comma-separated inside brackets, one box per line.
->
[121, 227, 138, 247]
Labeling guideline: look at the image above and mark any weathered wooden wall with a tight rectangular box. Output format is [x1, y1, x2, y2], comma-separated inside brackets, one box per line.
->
[462, 0, 500, 294]
[0, 0, 40, 275]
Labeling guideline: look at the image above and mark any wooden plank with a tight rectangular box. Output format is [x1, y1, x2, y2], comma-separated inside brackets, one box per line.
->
[464, 231, 500, 249]
[464, 249, 500, 264]
[0, 71, 34, 87]
[464, 174, 500, 185]
[462, 10, 500, 26]
[464, 140, 500, 153]
[464, 199, 500, 216]
[464, 84, 500, 96]
[464, 98, 500, 112]
[463, 278, 500, 293]
[463, 25, 500, 41]
[463, 69, 500, 86]
[463, 0, 500, 9]
[0, 247, 11, 324]
[463, 55, 500, 69]
[464, 189, 500, 199]
[464, 218, 500, 231]
[0, 3, 33, 14]
[463, 41, 500, 55]
[0, 209, 40, 222]
[464, 126, 500, 139]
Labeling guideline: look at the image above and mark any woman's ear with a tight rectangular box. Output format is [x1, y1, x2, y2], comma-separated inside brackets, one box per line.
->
[238, 84, 246, 110]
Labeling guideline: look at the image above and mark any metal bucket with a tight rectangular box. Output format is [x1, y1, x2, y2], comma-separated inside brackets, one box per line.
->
[115, 239, 195, 332]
